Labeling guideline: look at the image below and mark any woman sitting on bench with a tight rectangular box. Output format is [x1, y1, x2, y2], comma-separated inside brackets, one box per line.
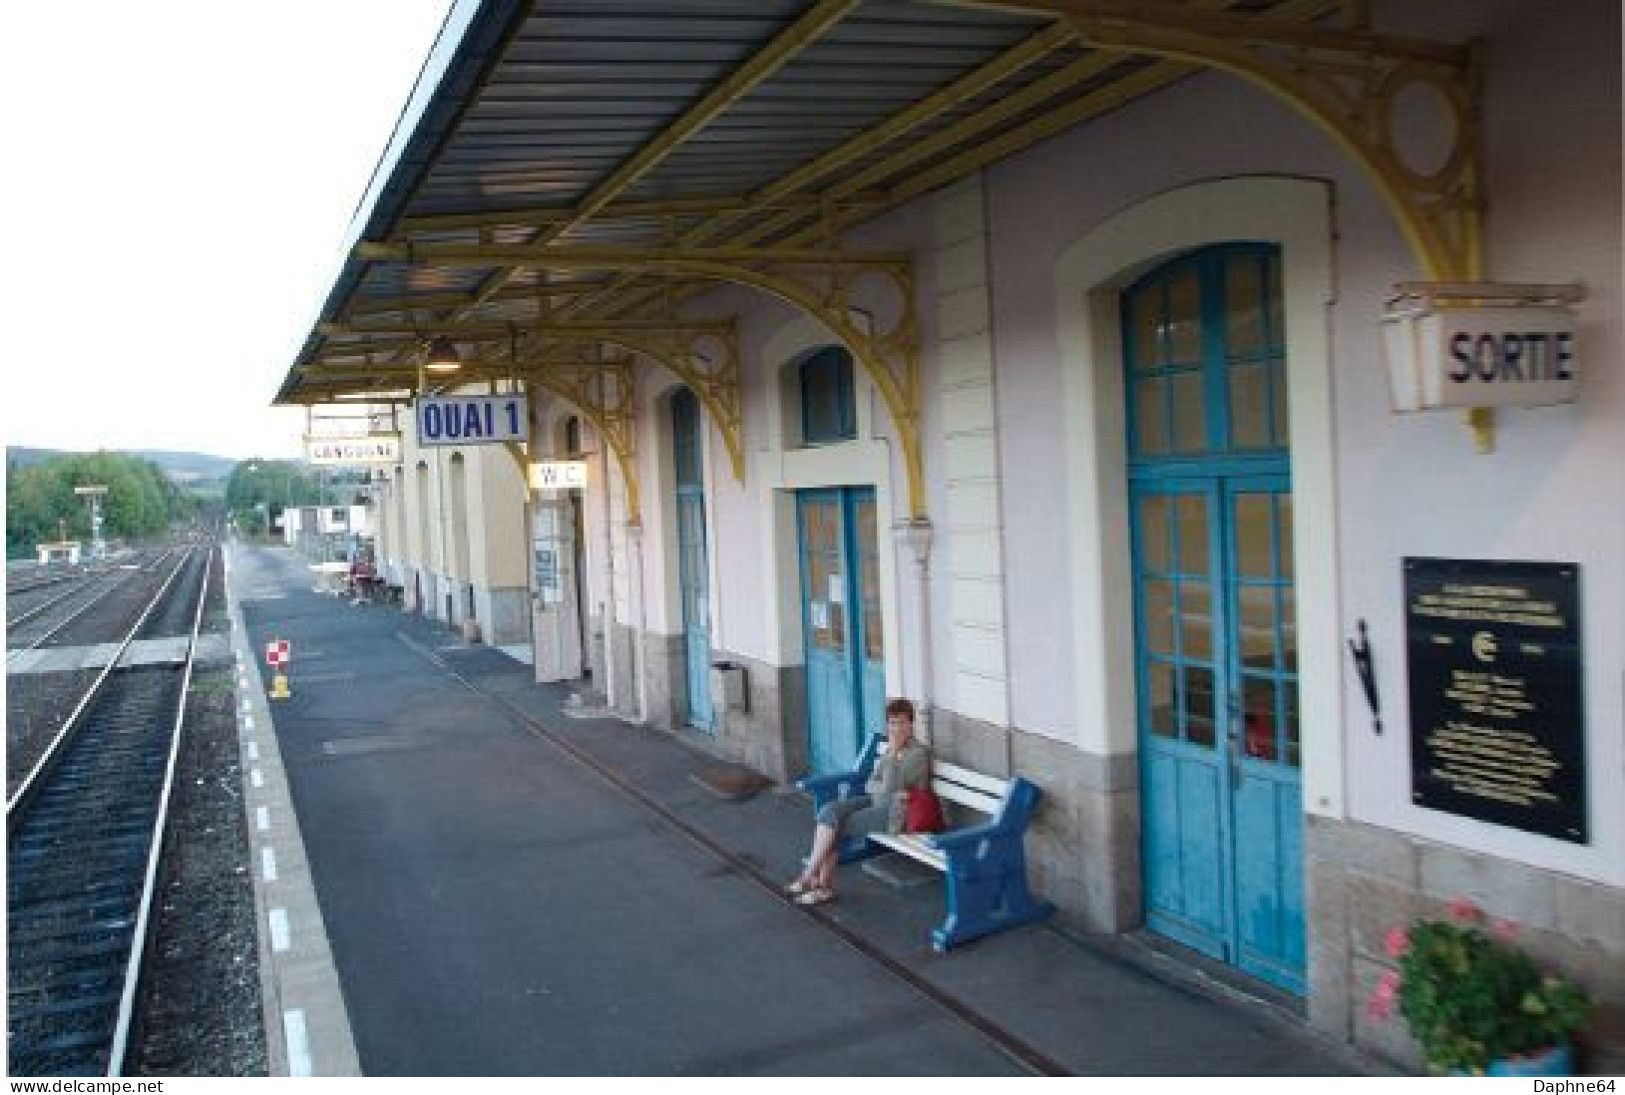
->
[784, 697, 929, 907]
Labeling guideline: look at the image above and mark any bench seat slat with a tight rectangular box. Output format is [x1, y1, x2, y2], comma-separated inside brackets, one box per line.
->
[869, 832, 945, 870]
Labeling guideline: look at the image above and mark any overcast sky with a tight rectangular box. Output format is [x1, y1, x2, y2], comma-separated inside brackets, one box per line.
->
[2, 1, 455, 461]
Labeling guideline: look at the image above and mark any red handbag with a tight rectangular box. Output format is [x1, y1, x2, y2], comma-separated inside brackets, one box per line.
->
[903, 787, 946, 834]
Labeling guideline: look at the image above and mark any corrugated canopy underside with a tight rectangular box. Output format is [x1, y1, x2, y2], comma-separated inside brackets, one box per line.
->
[281, 0, 1330, 403]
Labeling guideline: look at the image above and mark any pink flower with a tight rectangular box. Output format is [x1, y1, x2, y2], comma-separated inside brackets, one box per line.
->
[1385, 926, 1410, 958]
[1447, 897, 1483, 923]
[1491, 917, 1521, 941]
[1365, 972, 1399, 1021]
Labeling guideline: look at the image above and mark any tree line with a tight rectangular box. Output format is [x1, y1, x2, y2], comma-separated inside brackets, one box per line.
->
[223, 459, 358, 537]
[6, 451, 196, 559]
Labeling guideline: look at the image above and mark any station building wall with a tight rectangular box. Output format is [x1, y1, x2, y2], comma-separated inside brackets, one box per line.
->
[375, 396, 530, 646]
[363, 0, 1620, 1070]
[608, 0, 1620, 1067]
[971, 0, 1620, 1066]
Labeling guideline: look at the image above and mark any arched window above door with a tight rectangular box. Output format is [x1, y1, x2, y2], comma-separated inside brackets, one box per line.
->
[671, 388, 702, 488]
[799, 346, 856, 445]
[1122, 245, 1287, 461]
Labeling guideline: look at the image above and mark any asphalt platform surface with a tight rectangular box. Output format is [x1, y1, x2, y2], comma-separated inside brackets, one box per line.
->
[229, 542, 1382, 1077]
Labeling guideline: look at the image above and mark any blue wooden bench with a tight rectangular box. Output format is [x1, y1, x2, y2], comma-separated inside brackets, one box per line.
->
[797, 734, 1054, 951]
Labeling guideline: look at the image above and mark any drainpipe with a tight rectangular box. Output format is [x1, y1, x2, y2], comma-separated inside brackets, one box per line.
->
[600, 442, 619, 711]
[628, 516, 649, 724]
[897, 517, 934, 745]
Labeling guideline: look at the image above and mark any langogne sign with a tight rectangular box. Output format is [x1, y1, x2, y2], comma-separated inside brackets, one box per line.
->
[304, 434, 402, 466]
[1404, 557, 1586, 843]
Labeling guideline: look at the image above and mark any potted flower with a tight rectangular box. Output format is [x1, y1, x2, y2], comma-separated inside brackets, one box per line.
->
[1368, 898, 1591, 1075]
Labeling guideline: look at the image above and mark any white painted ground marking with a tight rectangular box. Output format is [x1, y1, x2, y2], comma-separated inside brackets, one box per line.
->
[282, 1010, 313, 1077]
[261, 847, 278, 882]
[269, 908, 291, 952]
[250, 769, 264, 789]
[246, 742, 260, 761]
[256, 806, 270, 832]
[244, 715, 255, 733]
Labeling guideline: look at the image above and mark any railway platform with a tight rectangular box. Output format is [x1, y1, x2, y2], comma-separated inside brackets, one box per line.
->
[226, 541, 1385, 1077]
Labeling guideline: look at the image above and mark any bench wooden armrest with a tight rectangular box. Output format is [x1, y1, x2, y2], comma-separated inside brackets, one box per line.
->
[794, 734, 881, 811]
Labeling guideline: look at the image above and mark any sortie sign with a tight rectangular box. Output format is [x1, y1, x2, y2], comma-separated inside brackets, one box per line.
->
[1383, 305, 1578, 411]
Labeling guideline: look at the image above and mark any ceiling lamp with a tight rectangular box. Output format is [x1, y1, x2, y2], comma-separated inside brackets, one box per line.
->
[425, 336, 463, 373]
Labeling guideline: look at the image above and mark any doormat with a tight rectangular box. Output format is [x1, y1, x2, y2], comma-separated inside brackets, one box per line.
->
[690, 764, 773, 802]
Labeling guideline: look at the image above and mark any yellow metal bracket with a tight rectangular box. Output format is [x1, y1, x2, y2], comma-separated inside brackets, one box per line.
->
[592, 322, 745, 484]
[357, 241, 926, 518]
[318, 314, 744, 483]
[605, 253, 922, 516]
[1049, 3, 1483, 282]
[517, 351, 642, 522]
[1026, 1, 1489, 449]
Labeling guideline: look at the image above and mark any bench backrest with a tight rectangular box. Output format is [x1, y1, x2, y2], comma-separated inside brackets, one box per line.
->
[929, 760, 1009, 817]
[873, 738, 1013, 818]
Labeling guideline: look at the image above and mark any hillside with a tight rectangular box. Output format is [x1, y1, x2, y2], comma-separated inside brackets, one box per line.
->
[6, 446, 238, 485]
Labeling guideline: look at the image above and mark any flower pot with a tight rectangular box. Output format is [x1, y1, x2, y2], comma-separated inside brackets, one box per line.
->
[1484, 1042, 1573, 1077]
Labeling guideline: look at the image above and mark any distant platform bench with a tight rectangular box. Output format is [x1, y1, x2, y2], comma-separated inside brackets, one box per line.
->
[797, 735, 1054, 951]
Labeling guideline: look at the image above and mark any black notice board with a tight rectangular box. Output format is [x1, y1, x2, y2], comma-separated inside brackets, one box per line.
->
[1404, 558, 1586, 843]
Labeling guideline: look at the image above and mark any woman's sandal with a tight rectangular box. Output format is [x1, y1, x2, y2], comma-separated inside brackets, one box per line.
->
[783, 877, 816, 897]
[793, 886, 836, 907]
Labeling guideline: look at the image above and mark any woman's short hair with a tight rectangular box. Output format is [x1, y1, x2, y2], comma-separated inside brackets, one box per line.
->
[884, 697, 915, 721]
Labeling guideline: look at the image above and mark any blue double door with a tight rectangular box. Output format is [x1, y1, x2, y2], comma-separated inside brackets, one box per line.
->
[797, 488, 884, 774]
[1124, 244, 1304, 993]
[1131, 475, 1303, 992]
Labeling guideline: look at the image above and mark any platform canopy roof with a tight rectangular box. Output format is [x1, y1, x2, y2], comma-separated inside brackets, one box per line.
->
[276, 0, 1474, 409]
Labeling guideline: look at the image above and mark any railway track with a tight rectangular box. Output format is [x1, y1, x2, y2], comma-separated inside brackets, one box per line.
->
[6, 550, 177, 654]
[7, 543, 215, 1076]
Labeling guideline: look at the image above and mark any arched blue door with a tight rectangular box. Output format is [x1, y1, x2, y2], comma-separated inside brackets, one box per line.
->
[1124, 244, 1304, 993]
[797, 487, 884, 774]
[672, 389, 712, 731]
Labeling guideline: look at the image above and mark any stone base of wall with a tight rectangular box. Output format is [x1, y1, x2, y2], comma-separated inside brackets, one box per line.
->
[929, 709, 1141, 935]
[607, 620, 640, 720]
[706, 650, 807, 785]
[643, 630, 685, 731]
[404, 569, 449, 622]
[1308, 816, 1625, 1074]
[584, 612, 606, 696]
[472, 586, 529, 646]
[434, 576, 461, 626]
[622, 639, 806, 786]
[401, 567, 426, 614]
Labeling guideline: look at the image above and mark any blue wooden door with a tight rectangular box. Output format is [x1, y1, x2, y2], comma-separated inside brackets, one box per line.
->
[797, 487, 883, 774]
[1224, 476, 1303, 991]
[672, 389, 712, 730]
[1125, 244, 1303, 994]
